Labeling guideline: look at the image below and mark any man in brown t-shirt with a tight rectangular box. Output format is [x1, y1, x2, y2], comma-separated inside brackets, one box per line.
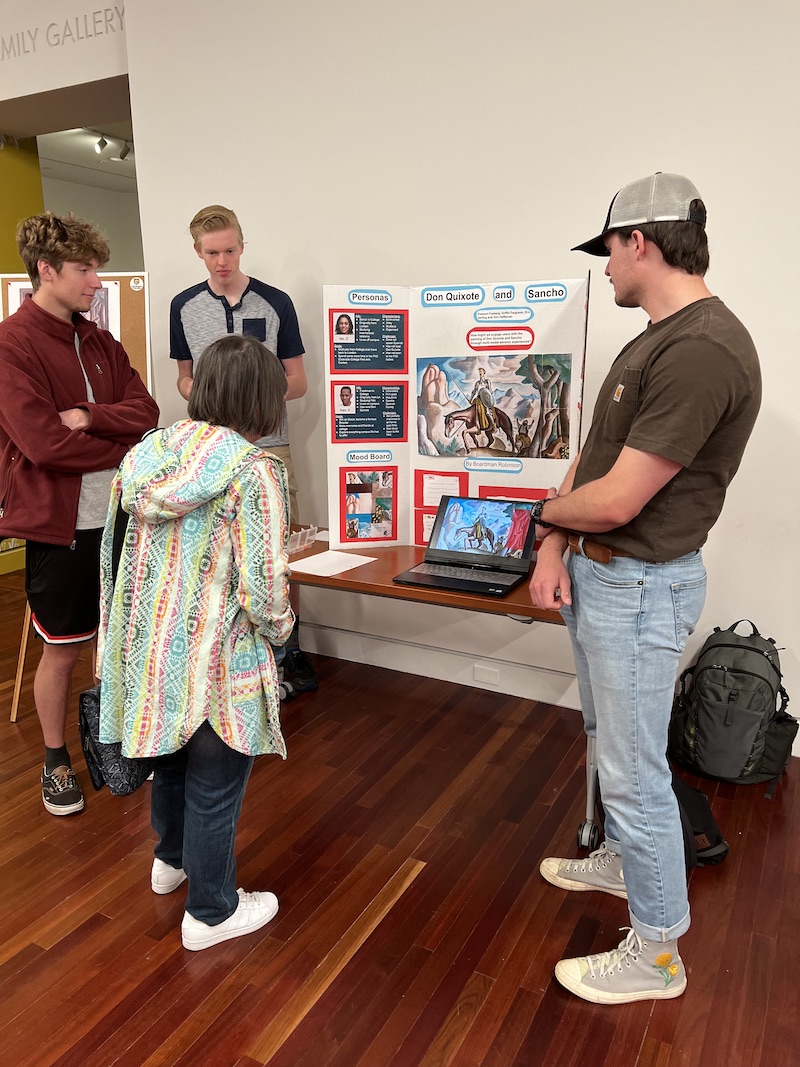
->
[527, 173, 761, 1004]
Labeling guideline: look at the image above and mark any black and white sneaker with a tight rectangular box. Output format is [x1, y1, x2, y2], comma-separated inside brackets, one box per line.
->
[41, 765, 85, 816]
[277, 666, 296, 702]
[283, 648, 318, 691]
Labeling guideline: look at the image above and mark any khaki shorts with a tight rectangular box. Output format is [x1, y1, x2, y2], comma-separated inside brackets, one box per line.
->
[268, 444, 299, 525]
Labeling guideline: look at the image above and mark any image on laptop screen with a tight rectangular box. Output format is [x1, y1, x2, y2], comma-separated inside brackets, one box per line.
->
[426, 496, 536, 573]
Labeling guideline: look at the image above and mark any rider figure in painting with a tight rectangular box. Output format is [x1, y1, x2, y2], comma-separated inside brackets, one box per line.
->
[468, 367, 496, 433]
[472, 507, 490, 545]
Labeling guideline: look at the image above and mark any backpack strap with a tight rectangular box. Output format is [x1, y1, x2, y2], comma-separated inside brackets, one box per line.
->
[676, 663, 694, 697]
[778, 685, 790, 714]
[729, 619, 761, 637]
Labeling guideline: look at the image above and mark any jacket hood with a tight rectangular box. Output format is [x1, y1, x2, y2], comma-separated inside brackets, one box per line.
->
[119, 420, 262, 524]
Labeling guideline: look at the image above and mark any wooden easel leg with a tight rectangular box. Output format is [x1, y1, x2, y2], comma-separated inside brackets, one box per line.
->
[10, 602, 32, 723]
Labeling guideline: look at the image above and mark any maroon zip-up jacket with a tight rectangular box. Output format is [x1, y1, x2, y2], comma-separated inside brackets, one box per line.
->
[0, 297, 159, 545]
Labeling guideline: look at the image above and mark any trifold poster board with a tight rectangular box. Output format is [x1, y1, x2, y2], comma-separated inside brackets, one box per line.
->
[0, 273, 152, 391]
[323, 278, 589, 550]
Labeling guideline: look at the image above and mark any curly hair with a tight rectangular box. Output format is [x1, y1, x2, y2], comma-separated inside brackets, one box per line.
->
[189, 204, 244, 248]
[16, 212, 110, 290]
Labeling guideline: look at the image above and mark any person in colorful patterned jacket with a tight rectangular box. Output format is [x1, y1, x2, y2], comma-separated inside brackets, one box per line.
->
[98, 334, 294, 950]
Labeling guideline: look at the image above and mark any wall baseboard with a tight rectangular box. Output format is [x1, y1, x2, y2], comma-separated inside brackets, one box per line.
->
[300, 620, 581, 711]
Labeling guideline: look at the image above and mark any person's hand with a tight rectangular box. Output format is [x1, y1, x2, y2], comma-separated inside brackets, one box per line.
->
[529, 535, 571, 610]
[58, 407, 92, 430]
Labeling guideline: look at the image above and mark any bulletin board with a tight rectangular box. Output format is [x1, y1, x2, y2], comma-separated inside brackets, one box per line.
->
[0, 272, 152, 390]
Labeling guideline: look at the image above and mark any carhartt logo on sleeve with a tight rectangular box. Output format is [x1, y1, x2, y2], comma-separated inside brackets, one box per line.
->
[613, 384, 625, 403]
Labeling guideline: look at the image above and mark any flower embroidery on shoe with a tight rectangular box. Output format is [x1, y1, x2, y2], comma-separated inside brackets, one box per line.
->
[653, 952, 680, 986]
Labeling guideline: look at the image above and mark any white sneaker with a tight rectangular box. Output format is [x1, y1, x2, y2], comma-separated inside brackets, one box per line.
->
[181, 888, 279, 951]
[555, 928, 686, 1004]
[540, 844, 627, 899]
[151, 857, 187, 895]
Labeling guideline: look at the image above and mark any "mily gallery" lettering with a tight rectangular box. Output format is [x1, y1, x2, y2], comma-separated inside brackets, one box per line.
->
[1, 7, 125, 62]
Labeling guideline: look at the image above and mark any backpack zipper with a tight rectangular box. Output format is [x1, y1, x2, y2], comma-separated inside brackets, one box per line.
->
[699, 642, 782, 680]
[697, 663, 778, 706]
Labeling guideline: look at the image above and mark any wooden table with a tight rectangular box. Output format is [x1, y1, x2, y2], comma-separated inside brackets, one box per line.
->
[289, 539, 563, 625]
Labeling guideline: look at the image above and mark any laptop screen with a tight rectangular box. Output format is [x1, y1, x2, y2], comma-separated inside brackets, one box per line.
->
[425, 496, 537, 575]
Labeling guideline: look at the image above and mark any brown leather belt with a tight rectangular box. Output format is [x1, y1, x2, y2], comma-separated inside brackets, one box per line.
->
[567, 534, 634, 564]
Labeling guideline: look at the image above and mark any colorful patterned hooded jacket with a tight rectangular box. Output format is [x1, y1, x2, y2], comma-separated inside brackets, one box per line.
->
[97, 420, 294, 758]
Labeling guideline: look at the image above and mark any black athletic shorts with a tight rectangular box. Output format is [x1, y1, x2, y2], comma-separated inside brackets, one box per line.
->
[25, 528, 103, 644]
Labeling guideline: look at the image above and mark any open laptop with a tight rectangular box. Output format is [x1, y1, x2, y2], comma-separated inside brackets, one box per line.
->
[393, 495, 538, 598]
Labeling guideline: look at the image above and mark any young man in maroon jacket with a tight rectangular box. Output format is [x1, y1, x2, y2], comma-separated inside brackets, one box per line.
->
[0, 211, 159, 815]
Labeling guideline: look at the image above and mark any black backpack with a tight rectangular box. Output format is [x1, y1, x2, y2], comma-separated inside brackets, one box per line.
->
[669, 620, 796, 797]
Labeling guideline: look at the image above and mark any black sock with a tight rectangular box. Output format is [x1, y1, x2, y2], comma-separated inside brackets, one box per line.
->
[45, 745, 71, 774]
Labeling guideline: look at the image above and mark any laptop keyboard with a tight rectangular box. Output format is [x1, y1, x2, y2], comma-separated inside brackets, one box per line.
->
[413, 563, 520, 586]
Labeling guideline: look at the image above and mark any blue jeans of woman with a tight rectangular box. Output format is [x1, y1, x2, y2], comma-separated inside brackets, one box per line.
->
[561, 549, 707, 942]
[151, 721, 254, 924]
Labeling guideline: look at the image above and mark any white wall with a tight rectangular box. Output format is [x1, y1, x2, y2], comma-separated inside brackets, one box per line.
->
[124, 0, 800, 714]
[5, 0, 799, 723]
[40, 176, 144, 270]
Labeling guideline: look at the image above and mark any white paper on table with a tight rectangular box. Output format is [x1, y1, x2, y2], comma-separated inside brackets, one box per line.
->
[288, 550, 377, 577]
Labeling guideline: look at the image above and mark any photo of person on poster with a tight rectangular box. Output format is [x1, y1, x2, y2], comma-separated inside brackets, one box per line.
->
[334, 313, 355, 341]
[335, 384, 355, 413]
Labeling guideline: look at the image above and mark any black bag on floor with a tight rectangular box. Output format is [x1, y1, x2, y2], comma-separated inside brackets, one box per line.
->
[671, 773, 729, 867]
[78, 684, 153, 796]
[669, 620, 796, 798]
[596, 772, 728, 870]
[77, 505, 153, 797]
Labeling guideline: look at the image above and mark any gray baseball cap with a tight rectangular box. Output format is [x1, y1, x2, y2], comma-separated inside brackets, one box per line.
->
[572, 172, 706, 257]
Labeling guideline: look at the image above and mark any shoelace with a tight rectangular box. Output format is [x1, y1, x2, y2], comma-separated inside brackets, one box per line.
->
[586, 928, 644, 978]
[566, 845, 617, 873]
[237, 890, 263, 907]
[47, 767, 77, 793]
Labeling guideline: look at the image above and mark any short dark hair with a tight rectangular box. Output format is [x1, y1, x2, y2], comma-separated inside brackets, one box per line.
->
[614, 204, 709, 275]
[188, 334, 286, 439]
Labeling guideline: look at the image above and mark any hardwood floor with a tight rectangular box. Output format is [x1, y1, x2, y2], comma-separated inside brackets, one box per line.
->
[1, 570, 797, 1066]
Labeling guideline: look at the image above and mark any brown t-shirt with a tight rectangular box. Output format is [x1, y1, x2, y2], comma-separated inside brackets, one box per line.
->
[573, 297, 761, 561]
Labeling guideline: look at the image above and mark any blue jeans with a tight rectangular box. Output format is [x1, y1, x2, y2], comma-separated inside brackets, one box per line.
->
[151, 722, 255, 924]
[561, 549, 707, 942]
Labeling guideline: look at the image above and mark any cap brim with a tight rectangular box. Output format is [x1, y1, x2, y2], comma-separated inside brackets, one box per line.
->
[571, 233, 610, 256]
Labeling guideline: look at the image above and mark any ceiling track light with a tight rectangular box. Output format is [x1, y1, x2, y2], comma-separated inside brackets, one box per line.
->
[118, 142, 131, 160]
[95, 135, 108, 154]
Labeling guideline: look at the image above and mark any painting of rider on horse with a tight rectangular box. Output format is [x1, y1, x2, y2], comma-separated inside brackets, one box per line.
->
[416, 353, 573, 460]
